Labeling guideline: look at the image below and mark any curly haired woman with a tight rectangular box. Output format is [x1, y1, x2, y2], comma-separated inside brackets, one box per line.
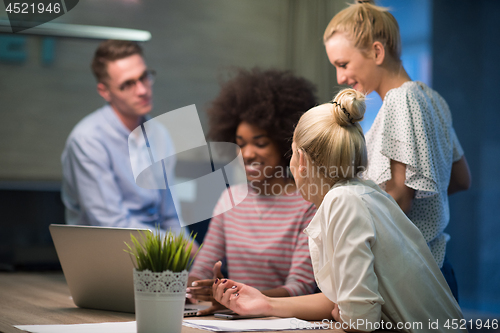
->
[186, 68, 318, 315]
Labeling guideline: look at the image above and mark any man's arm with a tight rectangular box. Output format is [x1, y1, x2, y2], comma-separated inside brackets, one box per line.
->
[157, 129, 197, 243]
[63, 136, 139, 227]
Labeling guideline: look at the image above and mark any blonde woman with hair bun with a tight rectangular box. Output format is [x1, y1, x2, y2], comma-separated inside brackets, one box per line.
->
[293, 88, 367, 194]
[324, 0, 471, 301]
[212, 89, 466, 333]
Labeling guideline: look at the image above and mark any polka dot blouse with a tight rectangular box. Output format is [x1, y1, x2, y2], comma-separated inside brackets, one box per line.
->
[365, 81, 464, 268]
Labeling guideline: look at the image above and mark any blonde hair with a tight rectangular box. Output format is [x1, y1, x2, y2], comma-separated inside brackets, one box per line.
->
[293, 88, 367, 184]
[323, 0, 401, 63]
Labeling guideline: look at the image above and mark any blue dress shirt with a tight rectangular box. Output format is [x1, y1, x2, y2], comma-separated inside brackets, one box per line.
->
[61, 104, 182, 234]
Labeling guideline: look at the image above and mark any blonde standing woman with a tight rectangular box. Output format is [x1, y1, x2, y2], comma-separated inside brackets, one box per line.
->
[212, 89, 466, 333]
[323, 0, 471, 300]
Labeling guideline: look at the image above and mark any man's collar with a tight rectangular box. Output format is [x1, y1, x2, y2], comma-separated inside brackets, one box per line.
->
[101, 104, 149, 137]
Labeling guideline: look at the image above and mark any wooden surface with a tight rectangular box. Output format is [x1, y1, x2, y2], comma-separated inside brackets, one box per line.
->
[0, 272, 136, 333]
[0, 272, 348, 333]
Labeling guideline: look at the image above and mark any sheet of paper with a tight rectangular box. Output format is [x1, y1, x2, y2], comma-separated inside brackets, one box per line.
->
[15, 321, 136, 333]
[15, 317, 311, 332]
[183, 318, 311, 331]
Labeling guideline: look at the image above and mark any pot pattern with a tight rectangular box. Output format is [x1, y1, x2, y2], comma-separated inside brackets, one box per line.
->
[133, 269, 189, 294]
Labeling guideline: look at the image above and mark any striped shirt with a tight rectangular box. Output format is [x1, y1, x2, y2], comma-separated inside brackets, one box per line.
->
[189, 184, 317, 296]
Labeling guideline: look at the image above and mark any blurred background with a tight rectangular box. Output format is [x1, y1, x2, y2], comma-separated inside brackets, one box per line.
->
[0, 0, 498, 321]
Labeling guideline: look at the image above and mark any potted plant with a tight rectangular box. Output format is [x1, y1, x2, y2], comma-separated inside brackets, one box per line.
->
[125, 227, 200, 333]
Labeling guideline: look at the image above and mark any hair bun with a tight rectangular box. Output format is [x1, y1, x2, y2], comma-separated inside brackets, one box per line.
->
[330, 88, 366, 127]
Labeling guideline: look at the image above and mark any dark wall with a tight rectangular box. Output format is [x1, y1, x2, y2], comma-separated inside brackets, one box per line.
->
[433, 0, 500, 313]
[0, 187, 210, 271]
[0, 168, 211, 272]
[0, 188, 64, 270]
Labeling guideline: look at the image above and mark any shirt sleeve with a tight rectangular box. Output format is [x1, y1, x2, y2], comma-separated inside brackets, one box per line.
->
[62, 135, 152, 229]
[158, 131, 183, 236]
[282, 204, 317, 296]
[159, 188, 183, 235]
[188, 194, 227, 280]
[377, 88, 450, 198]
[326, 193, 384, 331]
[439, 95, 464, 163]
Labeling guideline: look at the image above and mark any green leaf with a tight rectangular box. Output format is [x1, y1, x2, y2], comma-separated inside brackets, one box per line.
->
[124, 227, 201, 273]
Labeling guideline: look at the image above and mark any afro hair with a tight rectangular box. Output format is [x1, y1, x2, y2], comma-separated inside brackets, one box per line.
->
[207, 67, 317, 167]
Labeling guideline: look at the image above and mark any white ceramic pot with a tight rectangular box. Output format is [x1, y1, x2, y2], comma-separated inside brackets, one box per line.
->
[133, 269, 189, 333]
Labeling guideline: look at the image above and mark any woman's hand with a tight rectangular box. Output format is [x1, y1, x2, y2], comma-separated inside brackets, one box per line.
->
[187, 261, 224, 302]
[187, 276, 227, 315]
[187, 277, 217, 302]
[187, 261, 226, 315]
[212, 279, 272, 316]
[331, 303, 340, 322]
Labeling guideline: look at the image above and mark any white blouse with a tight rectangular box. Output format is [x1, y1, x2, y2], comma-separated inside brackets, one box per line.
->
[304, 179, 465, 333]
[365, 81, 464, 268]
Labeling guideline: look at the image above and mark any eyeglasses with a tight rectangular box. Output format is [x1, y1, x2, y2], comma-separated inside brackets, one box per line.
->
[117, 70, 156, 92]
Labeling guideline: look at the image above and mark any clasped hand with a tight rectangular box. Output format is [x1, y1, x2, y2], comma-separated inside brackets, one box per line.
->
[186, 261, 226, 315]
[186, 261, 273, 317]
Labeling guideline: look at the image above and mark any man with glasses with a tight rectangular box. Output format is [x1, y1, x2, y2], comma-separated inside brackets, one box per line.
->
[61, 40, 182, 235]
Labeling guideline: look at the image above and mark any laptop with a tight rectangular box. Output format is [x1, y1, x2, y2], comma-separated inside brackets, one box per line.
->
[49, 224, 207, 315]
